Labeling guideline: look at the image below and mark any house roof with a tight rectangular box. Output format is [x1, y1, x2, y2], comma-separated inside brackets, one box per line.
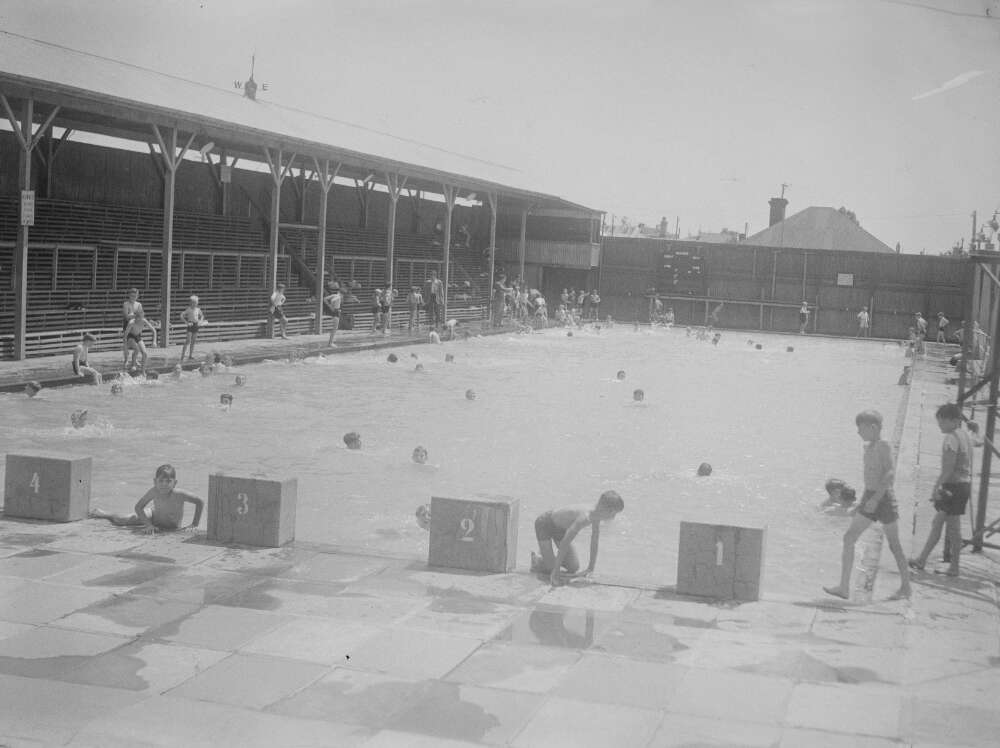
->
[746, 206, 893, 253]
[0, 30, 601, 217]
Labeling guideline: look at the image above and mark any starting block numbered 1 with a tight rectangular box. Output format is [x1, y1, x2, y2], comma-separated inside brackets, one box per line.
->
[428, 494, 519, 573]
[207, 474, 296, 547]
[3, 453, 92, 522]
[676, 521, 766, 601]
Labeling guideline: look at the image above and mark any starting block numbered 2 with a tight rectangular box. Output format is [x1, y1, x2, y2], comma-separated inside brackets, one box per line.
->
[676, 521, 766, 601]
[428, 494, 519, 573]
[3, 453, 92, 522]
[207, 474, 296, 547]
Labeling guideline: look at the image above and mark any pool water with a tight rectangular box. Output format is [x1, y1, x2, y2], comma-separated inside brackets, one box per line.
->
[0, 328, 908, 596]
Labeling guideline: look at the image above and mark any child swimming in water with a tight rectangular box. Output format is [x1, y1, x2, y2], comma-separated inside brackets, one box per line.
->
[90, 464, 203, 534]
[530, 490, 624, 586]
[820, 478, 857, 512]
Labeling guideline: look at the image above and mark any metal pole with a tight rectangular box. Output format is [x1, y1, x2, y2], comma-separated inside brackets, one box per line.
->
[13, 98, 32, 360]
[487, 192, 497, 325]
[958, 260, 978, 405]
[519, 208, 528, 287]
[315, 160, 330, 334]
[974, 276, 1000, 553]
[441, 184, 455, 324]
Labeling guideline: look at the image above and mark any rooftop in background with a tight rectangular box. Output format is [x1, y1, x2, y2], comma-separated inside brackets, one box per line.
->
[0, 29, 601, 218]
[747, 206, 895, 253]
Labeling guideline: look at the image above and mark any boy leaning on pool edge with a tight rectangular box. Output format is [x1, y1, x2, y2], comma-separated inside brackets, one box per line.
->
[90, 464, 203, 535]
[531, 490, 624, 586]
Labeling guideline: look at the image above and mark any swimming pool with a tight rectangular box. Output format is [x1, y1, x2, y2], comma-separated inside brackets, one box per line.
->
[0, 328, 908, 595]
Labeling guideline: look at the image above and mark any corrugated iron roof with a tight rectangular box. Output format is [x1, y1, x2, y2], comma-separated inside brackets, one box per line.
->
[746, 206, 893, 253]
[0, 30, 601, 214]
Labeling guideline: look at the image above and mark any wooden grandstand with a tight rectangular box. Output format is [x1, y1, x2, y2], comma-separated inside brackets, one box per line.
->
[0, 197, 490, 357]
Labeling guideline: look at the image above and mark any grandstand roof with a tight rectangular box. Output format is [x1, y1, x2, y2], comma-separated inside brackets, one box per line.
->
[0, 30, 601, 217]
[745, 206, 893, 253]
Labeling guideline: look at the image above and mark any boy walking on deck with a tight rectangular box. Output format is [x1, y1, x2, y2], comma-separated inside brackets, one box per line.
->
[824, 410, 911, 601]
[909, 403, 973, 576]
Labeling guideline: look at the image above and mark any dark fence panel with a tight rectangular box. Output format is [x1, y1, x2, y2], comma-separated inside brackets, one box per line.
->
[599, 237, 968, 337]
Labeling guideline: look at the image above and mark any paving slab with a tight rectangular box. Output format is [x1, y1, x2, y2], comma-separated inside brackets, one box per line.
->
[67, 693, 373, 748]
[648, 713, 783, 747]
[153, 604, 289, 650]
[0, 579, 113, 625]
[444, 641, 581, 693]
[166, 652, 329, 709]
[552, 651, 688, 709]
[512, 697, 663, 748]
[59, 640, 228, 693]
[387, 681, 541, 746]
[346, 625, 484, 679]
[54, 593, 201, 638]
[240, 618, 380, 665]
[269, 667, 431, 728]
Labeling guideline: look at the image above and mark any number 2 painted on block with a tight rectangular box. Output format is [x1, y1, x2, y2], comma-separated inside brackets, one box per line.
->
[459, 516, 476, 542]
[235, 492, 249, 517]
[29, 472, 40, 493]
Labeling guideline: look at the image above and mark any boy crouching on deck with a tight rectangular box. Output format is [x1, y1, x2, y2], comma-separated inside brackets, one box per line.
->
[824, 410, 911, 601]
[91, 464, 203, 535]
[531, 490, 624, 586]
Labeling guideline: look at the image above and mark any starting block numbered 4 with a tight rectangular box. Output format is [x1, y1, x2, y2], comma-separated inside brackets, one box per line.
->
[428, 494, 519, 573]
[207, 474, 297, 547]
[676, 521, 766, 601]
[3, 453, 92, 522]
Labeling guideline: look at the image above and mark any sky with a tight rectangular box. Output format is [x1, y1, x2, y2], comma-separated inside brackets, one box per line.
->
[0, 0, 998, 253]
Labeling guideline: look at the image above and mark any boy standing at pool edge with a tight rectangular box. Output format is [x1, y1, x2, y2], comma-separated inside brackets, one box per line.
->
[531, 490, 624, 586]
[825, 410, 911, 601]
[91, 464, 203, 534]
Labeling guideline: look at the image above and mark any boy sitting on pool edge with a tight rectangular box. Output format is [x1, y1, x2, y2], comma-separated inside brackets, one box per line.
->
[91, 464, 203, 535]
[530, 490, 624, 586]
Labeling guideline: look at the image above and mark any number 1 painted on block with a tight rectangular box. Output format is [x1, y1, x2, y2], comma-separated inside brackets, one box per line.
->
[716, 539, 724, 566]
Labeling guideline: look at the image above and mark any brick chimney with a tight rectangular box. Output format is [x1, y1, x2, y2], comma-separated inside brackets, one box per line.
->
[768, 197, 788, 227]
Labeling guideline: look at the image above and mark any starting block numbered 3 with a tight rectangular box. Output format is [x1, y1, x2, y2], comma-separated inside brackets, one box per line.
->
[3, 453, 92, 522]
[676, 521, 766, 601]
[207, 474, 296, 547]
[428, 494, 519, 573]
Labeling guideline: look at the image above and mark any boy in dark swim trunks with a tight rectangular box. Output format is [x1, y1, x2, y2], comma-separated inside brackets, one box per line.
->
[530, 490, 624, 586]
[91, 464, 203, 535]
[909, 403, 974, 576]
[824, 410, 911, 600]
[179, 295, 206, 361]
[71, 332, 102, 384]
[124, 309, 157, 371]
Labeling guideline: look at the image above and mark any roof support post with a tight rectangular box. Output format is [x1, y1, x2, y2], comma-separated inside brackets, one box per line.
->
[487, 192, 498, 326]
[1, 95, 60, 360]
[150, 124, 195, 348]
[441, 184, 457, 325]
[262, 146, 296, 337]
[385, 172, 407, 302]
[313, 157, 340, 333]
[518, 207, 528, 287]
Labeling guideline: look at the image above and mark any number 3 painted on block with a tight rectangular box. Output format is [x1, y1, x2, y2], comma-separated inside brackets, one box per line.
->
[236, 492, 249, 516]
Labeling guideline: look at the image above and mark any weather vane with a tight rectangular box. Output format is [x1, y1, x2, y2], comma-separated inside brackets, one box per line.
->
[234, 54, 269, 100]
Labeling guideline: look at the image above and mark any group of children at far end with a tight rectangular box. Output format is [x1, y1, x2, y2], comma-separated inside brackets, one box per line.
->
[822, 402, 975, 602]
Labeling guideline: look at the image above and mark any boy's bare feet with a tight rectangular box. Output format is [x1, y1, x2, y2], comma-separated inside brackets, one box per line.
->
[823, 585, 849, 600]
[887, 587, 911, 601]
[907, 558, 925, 571]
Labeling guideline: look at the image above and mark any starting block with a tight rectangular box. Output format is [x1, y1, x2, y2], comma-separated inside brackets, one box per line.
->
[3, 453, 92, 522]
[676, 521, 766, 601]
[207, 474, 296, 547]
[428, 494, 519, 573]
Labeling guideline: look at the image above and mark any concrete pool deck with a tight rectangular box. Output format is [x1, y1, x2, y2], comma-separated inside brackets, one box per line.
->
[0, 337, 998, 746]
